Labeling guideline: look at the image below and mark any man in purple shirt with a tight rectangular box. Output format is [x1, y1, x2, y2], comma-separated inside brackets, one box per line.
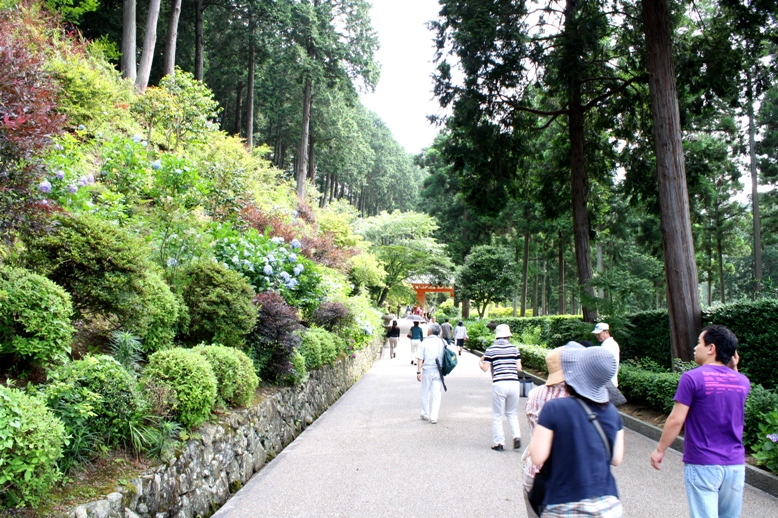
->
[650, 325, 750, 518]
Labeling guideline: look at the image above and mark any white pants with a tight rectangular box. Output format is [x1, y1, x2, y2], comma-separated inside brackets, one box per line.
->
[421, 368, 443, 421]
[410, 339, 422, 360]
[492, 381, 521, 446]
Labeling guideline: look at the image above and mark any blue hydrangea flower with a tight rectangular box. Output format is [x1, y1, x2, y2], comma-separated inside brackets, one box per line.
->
[268, 254, 276, 263]
[55, 170, 65, 180]
[293, 264, 304, 276]
[96, 132, 103, 138]
[78, 124, 86, 131]
[271, 237, 284, 244]
[38, 180, 52, 193]
[768, 434, 778, 443]
[141, 141, 148, 147]
[280, 271, 291, 281]
[291, 239, 302, 249]
[285, 278, 298, 289]
[67, 184, 78, 194]
[151, 160, 162, 170]
[263, 264, 273, 275]
[167, 258, 178, 267]
[289, 253, 297, 263]
[132, 134, 142, 143]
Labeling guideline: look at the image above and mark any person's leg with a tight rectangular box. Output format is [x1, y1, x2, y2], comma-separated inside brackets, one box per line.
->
[684, 464, 724, 518]
[492, 383, 507, 447]
[429, 373, 442, 422]
[504, 381, 521, 446]
[717, 464, 745, 518]
[420, 369, 431, 419]
[523, 474, 540, 518]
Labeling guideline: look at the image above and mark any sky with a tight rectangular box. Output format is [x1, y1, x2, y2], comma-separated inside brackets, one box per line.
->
[360, 0, 445, 155]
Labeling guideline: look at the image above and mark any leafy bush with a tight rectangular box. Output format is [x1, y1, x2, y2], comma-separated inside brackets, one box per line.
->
[23, 213, 179, 352]
[436, 299, 460, 319]
[517, 343, 551, 373]
[141, 348, 217, 428]
[465, 320, 494, 351]
[486, 315, 593, 349]
[616, 310, 670, 366]
[0, 265, 74, 363]
[179, 261, 257, 348]
[192, 344, 258, 408]
[286, 351, 308, 385]
[299, 326, 339, 369]
[246, 291, 302, 384]
[44, 355, 149, 468]
[751, 411, 778, 474]
[339, 292, 381, 351]
[618, 361, 680, 414]
[310, 301, 350, 332]
[0, 385, 66, 509]
[519, 325, 543, 345]
[744, 384, 778, 449]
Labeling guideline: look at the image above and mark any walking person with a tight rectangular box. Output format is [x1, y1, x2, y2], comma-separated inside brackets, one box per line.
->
[407, 320, 424, 365]
[453, 321, 468, 356]
[528, 346, 624, 517]
[479, 324, 522, 452]
[415, 323, 447, 424]
[385, 320, 400, 359]
[521, 345, 572, 518]
[650, 325, 750, 518]
[440, 318, 453, 345]
[592, 322, 620, 387]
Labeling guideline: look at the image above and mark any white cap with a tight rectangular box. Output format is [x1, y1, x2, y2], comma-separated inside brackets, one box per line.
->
[592, 322, 609, 334]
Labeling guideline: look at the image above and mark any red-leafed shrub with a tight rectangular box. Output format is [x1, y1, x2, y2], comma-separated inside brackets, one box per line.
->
[310, 301, 352, 332]
[246, 291, 303, 384]
[0, 4, 66, 239]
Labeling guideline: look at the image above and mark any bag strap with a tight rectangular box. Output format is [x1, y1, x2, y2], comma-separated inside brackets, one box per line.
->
[574, 397, 612, 462]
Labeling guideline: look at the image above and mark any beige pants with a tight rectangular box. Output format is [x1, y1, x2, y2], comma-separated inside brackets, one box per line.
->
[388, 337, 398, 356]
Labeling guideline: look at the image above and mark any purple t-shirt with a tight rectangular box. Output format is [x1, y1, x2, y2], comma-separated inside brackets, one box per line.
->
[674, 364, 750, 465]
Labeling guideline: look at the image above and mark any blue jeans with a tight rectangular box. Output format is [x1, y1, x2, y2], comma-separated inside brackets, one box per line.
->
[684, 464, 745, 518]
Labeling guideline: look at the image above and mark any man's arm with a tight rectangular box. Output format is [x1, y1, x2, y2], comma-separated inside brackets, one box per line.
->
[650, 401, 689, 470]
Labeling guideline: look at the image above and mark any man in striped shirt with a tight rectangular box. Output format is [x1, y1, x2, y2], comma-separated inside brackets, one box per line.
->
[479, 324, 522, 451]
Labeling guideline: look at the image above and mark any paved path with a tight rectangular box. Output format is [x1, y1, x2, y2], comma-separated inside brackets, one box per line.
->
[214, 319, 778, 517]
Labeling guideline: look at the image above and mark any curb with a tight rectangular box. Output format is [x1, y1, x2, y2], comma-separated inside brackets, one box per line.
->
[466, 349, 778, 499]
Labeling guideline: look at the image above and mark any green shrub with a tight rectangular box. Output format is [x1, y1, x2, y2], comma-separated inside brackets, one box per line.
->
[519, 325, 543, 345]
[141, 348, 217, 428]
[44, 355, 148, 468]
[0, 385, 66, 509]
[179, 261, 257, 348]
[617, 310, 670, 366]
[751, 411, 778, 474]
[517, 343, 551, 373]
[286, 350, 307, 385]
[23, 213, 179, 351]
[0, 265, 74, 364]
[486, 315, 592, 349]
[619, 361, 680, 414]
[744, 384, 778, 449]
[192, 344, 258, 408]
[465, 320, 494, 351]
[299, 327, 339, 369]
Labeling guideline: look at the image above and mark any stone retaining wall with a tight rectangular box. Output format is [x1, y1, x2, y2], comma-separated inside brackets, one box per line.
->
[70, 341, 381, 518]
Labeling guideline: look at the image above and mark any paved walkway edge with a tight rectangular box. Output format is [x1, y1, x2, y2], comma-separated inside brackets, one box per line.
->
[468, 349, 778, 499]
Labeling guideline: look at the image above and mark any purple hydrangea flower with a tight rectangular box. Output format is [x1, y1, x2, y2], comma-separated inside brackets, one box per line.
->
[151, 160, 162, 170]
[78, 177, 87, 187]
[38, 180, 52, 193]
[768, 434, 778, 443]
[67, 184, 78, 194]
[86, 174, 95, 184]
[263, 264, 273, 275]
[55, 170, 65, 180]
[54, 143, 64, 151]
[291, 238, 302, 249]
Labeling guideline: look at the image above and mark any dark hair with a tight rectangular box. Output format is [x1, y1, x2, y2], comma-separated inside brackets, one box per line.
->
[702, 325, 738, 365]
[580, 340, 594, 348]
[445, 318, 450, 323]
[413, 321, 419, 327]
[458, 321, 463, 326]
[391, 320, 398, 328]
[566, 385, 608, 409]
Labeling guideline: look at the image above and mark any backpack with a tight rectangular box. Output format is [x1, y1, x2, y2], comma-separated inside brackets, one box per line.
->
[440, 341, 457, 376]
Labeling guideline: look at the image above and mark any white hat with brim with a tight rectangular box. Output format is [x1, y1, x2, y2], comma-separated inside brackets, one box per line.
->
[561, 346, 617, 403]
[494, 324, 512, 339]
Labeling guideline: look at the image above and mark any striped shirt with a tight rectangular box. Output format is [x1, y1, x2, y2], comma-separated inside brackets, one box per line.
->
[483, 338, 521, 383]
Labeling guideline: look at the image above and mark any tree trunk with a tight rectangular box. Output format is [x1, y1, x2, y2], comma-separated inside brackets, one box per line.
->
[194, 0, 204, 80]
[162, 0, 182, 77]
[233, 83, 243, 136]
[717, 234, 725, 305]
[596, 226, 604, 298]
[542, 259, 547, 316]
[569, 86, 597, 322]
[121, 0, 137, 81]
[462, 299, 471, 319]
[642, 0, 702, 362]
[308, 135, 316, 183]
[245, 14, 255, 149]
[521, 233, 530, 317]
[748, 78, 762, 297]
[136, 0, 161, 91]
[558, 233, 566, 315]
[296, 77, 313, 199]
[512, 283, 518, 317]
[533, 255, 539, 317]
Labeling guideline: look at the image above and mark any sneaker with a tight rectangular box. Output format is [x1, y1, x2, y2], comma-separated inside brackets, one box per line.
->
[491, 444, 504, 452]
[420, 414, 429, 421]
[513, 437, 521, 450]
[430, 420, 437, 424]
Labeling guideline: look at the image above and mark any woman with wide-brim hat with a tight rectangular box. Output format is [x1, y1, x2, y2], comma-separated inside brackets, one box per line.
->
[528, 346, 625, 517]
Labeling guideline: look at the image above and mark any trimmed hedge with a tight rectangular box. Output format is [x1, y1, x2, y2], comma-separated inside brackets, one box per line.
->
[484, 315, 593, 349]
[192, 345, 258, 408]
[517, 343, 551, 373]
[618, 362, 680, 414]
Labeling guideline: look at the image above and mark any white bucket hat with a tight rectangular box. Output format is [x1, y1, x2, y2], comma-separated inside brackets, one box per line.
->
[561, 346, 617, 403]
[494, 324, 512, 339]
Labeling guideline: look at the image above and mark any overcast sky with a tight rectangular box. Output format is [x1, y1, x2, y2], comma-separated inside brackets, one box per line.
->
[360, 0, 444, 155]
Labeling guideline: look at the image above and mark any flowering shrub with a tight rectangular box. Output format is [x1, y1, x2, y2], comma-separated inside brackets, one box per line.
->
[211, 223, 324, 313]
[340, 292, 381, 351]
[0, 385, 66, 509]
[246, 291, 302, 384]
[0, 265, 74, 364]
[179, 261, 256, 348]
[752, 411, 778, 474]
[192, 344, 258, 408]
[744, 384, 778, 449]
